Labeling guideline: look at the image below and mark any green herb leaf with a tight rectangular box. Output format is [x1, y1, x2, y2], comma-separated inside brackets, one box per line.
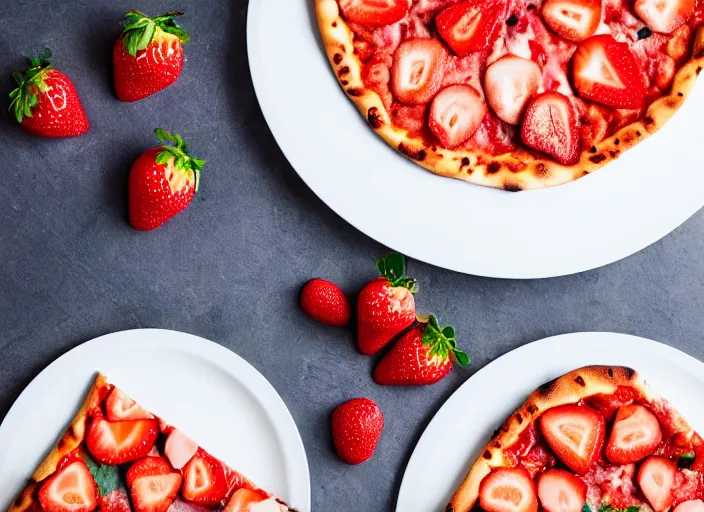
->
[583, 505, 592, 512]
[600, 505, 640, 512]
[681, 451, 696, 460]
[83, 456, 120, 496]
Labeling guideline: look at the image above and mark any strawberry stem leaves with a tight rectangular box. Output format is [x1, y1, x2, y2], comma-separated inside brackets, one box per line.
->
[154, 128, 205, 192]
[376, 253, 418, 292]
[9, 49, 53, 123]
[121, 11, 190, 57]
[422, 315, 470, 366]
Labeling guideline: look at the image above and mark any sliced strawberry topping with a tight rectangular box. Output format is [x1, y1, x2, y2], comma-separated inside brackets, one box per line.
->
[541, 0, 602, 42]
[484, 55, 541, 125]
[537, 469, 587, 512]
[539, 404, 605, 475]
[164, 428, 199, 470]
[638, 456, 677, 512]
[435, 0, 507, 56]
[85, 412, 159, 466]
[105, 388, 153, 422]
[182, 448, 229, 507]
[428, 85, 486, 148]
[127, 457, 182, 512]
[572, 34, 646, 110]
[521, 93, 580, 166]
[338, 0, 409, 27]
[391, 38, 445, 105]
[634, 0, 695, 34]
[38, 460, 98, 512]
[223, 489, 269, 512]
[479, 467, 538, 512]
[606, 404, 662, 464]
[673, 470, 704, 507]
[675, 500, 704, 512]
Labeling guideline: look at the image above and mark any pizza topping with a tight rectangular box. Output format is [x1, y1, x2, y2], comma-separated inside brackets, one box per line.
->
[637, 26, 654, 38]
[182, 448, 230, 507]
[164, 428, 199, 469]
[435, 0, 507, 56]
[638, 456, 677, 512]
[428, 84, 486, 148]
[572, 34, 647, 109]
[126, 457, 182, 512]
[606, 405, 662, 464]
[539, 404, 606, 475]
[105, 388, 153, 422]
[541, 0, 602, 42]
[673, 469, 704, 507]
[634, 0, 695, 34]
[484, 55, 541, 125]
[86, 413, 160, 466]
[38, 460, 99, 512]
[537, 469, 588, 512]
[521, 92, 580, 166]
[224, 490, 288, 512]
[391, 38, 445, 104]
[675, 501, 704, 512]
[338, 0, 410, 27]
[479, 468, 539, 512]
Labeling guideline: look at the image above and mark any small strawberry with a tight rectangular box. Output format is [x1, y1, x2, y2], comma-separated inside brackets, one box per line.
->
[357, 253, 418, 355]
[300, 279, 351, 327]
[113, 11, 190, 102]
[331, 398, 384, 465]
[128, 129, 205, 231]
[182, 449, 229, 507]
[9, 49, 89, 138]
[373, 316, 469, 386]
[38, 459, 98, 512]
[127, 457, 182, 512]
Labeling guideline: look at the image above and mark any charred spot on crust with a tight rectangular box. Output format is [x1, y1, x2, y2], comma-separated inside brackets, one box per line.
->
[624, 367, 636, 379]
[635, 130, 642, 137]
[341, 80, 349, 86]
[581, 170, 590, 176]
[609, 150, 620, 158]
[614, 138, 620, 145]
[589, 146, 597, 153]
[697, 66, 702, 75]
[696, 50, 704, 59]
[14, 495, 25, 507]
[367, 107, 383, 129]
[534, 163, 548, 177]
[346, 88, 363, 96]
[678, 92, 684, 97]
[608, 368, 615, 378]
[644, 116, 655, 126]
[589, 154, 607, 164]
[446, 506, 454, 512]
[487, 162, 501, 174]
[503, 182, 522, 192]
[527, 404, 538, 415]
[398, 143, 426, 161]
[461, 157, 471, 167]
[332, 21, 337, 27]
[516, 413, 523, 424]
[338, 66, 350, 77]
[333, 53, 343, 65]
[538, 378, 558, 395]
[483, 450, 492, 459]
[575, 376, 586, 386]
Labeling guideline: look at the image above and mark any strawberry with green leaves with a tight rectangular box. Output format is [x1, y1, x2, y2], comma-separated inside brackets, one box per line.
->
[113, 11, 190, 102]
[9, 49, 89, 138]
[128, 129, 205, 231]
[373, 315, 469, 386]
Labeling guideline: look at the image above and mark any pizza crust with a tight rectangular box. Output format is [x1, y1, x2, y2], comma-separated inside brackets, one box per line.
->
[315, 0, 704, 190]
[7, 373, 107, 512]
[446, 365, 698, 512]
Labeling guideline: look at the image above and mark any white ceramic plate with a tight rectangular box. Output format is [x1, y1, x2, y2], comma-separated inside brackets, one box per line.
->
[0, 329, 310, 512]
[247, 0, 704, 278]
[396, 332, 704, 511]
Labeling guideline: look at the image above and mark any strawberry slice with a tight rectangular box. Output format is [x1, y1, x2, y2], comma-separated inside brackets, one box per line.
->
[539, 404, 606, 475]
[435, 0, 507, 56]
[537, 469, 587, 512]
[484, 55, 541, 125]
[224, 489, 271, 512]
[38, 459, 98, 512]
[338, 0, 409, 27]
[606, 404, 662, 464]
[85, 412, 159, 465]
[428, 85, 486, 148]
[638, 456, 677, 512]
[391, 39, 446, 105]
[127, 457, 182, 512]
[479, 467, 538, 512]
[634, 0, 694, 34]
[675, 501, 704, 512]
[182, 448, 230, 507]
[541, 0, 602, 42]
[572, 34, 646, 109]
[521, 92, 580, 166]
[105, 388, 153, 422]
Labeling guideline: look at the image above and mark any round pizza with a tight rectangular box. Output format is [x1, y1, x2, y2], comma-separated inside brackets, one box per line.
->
[448, 366, 704, 512]
[315, 0, 704, 190]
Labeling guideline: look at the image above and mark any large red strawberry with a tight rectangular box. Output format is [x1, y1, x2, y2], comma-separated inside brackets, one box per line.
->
[300, 278, 351, 326]
[521, 92, 580, 165]
[373, 315, 469, 386]
[638, 456, 677, 512]
[338, 0, 409, 26]
[428, 85, 487, 149]
[182, 449, 230, 507]
[39, 459, 98, 512]
[634, 0, 694, 34]
[105, 388, 153, 422]
[113, 11, 190, 102]
[128, 129, 205, 231]
[435, 0, 507, 56]
[479, 468, 538, 512]
[331, 398, 384, 465]
[391, 39, 446, 105]
[537, 469, 587, 512]
[357, 253, 418, 355]
[126, 457, 182, 512]
[541, 0, 602, 42]
[606, 404, 662, 464]
[9, 50, 89, 138]
[85, 412, 160, 465]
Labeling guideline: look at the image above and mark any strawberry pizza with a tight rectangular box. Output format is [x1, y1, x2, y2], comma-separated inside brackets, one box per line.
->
[9, 375, 295, 512]
[447, 366, 704, 512]
[315, 0, 704, 190]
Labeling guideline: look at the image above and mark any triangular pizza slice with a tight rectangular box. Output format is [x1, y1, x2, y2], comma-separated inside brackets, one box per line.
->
[449, 366, 704, 512]
[9, 374, 296, 512]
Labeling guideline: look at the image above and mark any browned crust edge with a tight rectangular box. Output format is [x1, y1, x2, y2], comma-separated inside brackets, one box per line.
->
[315, 0, 704, 191]
[445, 365, 697, 512]
[7, 373, 108, 512]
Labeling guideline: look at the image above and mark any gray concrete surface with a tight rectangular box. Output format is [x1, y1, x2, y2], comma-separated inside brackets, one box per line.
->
[2, 1, 704, 510]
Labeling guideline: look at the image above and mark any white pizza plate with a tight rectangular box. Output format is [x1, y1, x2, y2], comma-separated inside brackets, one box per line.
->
[0, 329, 311, 512]
[247, 0, 704, 278]
[396, 331, 704, 511]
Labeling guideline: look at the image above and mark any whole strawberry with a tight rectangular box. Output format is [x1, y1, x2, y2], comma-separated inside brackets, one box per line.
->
[301, 279, 351, 326]
[331, 398, 384, 465]
[113, 11, 190, 102]
[128, 128, 205, 231]
[9, 49, 89, 137]
[357, 253, 418, 355]
[373, 315, 469, 386]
